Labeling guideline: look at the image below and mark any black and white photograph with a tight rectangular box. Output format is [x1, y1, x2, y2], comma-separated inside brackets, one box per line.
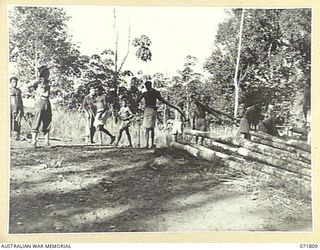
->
[8, 5, 312, 234]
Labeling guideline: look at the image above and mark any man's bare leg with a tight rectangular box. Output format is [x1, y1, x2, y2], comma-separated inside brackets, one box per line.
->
[150, 128, 155, 148]
[125, 128, 132, 147]
[31, 132, 38, 148]
[115, 128, 124, 146]
[100, 126, 115, 144]
[145, 128, 149, 148]
[44, 131, 50, 147]
[98, 128, 103, 145]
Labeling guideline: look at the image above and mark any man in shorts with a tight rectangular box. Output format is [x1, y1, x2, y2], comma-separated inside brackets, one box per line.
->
[115, 99, 134, 147]
[172, 102, 184, 142]
[191, 93, 216, 145]
[137, 81, 186, 148]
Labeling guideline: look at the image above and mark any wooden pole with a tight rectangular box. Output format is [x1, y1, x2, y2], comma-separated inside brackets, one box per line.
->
[233, 8, 245, 118]
[251, 131, 311, 152]
[216, 137, 310, 169]
[183, 129, 311, 177]
[171, 142, 311, 188]
[192, 144, 311, 183]
[251, 137, 311, 163]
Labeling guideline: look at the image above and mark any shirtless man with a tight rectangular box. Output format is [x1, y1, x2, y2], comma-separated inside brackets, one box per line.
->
[82, 86, 97, 143]
[137, 81, 186, 148]
[93, 86, 116, 145]
[115, 99, 134, 147]
[191, 93, 219, 145]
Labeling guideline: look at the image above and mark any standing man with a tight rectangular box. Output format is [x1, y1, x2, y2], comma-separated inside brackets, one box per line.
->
[191, 93, 218, 145]
[82, 86, 97, 143]
[238, 103, 263, 139]
[172, 102, 185, 142]
[28, 66, 52, 147]
[93, 85, 116, 145]
[10, 77, 24, 140]
[115, 99, 134, 147]
[137, 81, 186, 148]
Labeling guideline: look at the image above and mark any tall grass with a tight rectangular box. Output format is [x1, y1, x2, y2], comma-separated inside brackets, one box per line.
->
[20, 104, 238, 147]
[21, 107, 173, 147]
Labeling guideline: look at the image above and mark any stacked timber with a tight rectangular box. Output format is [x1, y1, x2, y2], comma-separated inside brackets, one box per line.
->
[172, 129, 311, 188]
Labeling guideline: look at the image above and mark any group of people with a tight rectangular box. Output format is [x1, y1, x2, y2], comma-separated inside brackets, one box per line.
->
[83, 80, 186, 148]
[12, 65, 306, 149]
[238, 103, 280, 140]
[10, 66, 52, 147]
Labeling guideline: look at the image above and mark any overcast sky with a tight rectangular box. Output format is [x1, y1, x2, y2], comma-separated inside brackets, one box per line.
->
[64, 6, 228, 77]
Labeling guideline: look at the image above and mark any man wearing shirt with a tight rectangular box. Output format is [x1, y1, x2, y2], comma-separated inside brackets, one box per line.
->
[28, 66, 52, 147]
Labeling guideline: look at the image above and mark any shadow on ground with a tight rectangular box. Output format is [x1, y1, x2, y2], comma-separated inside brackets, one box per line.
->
[9, 140, 312, 233]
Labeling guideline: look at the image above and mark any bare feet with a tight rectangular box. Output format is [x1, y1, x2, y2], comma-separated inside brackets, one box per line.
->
[110, 136, 116, 144]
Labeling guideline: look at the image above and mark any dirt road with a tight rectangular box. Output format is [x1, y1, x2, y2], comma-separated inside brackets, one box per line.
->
[9, 140, 312, 233]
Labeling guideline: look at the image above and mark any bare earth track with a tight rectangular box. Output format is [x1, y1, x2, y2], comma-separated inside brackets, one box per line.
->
[9, 140, 312, 233]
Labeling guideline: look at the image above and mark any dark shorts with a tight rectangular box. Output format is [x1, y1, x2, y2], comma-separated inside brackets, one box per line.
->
[11, 108, 21, 133]
[32, 99, 52, 133]
[257, 122, 268, 133]
[195, 118, 206, 131]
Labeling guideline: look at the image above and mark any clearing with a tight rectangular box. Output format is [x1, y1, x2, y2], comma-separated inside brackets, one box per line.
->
[9, 139, 312, 233]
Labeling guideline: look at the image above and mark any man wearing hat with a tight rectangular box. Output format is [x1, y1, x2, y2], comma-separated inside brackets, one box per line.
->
[82, 86, 97, 143]
[10, 76, 24, 140]
[28, 66, 52, 147]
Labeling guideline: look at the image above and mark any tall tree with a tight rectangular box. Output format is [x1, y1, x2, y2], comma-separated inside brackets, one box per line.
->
[9, 6, 81, 88]
[204, 8, 311, 124]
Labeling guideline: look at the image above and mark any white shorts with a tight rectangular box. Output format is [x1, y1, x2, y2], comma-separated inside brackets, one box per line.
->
[172, 121, 183, 134]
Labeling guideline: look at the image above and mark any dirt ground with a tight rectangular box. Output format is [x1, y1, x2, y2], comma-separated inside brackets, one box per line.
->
[9, 139, 312, 233]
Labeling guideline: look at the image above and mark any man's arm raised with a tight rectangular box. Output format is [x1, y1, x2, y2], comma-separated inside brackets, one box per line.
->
[158, 95, 186, 121]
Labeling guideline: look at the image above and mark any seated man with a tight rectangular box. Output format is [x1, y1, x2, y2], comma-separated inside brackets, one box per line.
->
[257, 116, 279, 136]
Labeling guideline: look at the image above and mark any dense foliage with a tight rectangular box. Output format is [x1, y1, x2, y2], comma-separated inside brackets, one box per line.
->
[9, 7, 311, 126]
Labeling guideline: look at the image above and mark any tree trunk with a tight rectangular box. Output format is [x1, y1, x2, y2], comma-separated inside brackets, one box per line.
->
[233, 8, 245, 118]
[216, 137, 310, 169]
[170, 141, 199, 157]
[192, 144, 311, 183]
[171, 142, 311, 188]
[290, 126, 308, 135]
[183, 129, 311, 177]
[251, 137, 311, 163]
[250, 131, 311, 152]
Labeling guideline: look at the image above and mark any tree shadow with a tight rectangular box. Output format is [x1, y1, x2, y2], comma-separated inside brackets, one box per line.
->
[9, 146, 261, 233]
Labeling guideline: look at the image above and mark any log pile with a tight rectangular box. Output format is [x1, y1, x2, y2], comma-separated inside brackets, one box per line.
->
[171, 129, 311, 189]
